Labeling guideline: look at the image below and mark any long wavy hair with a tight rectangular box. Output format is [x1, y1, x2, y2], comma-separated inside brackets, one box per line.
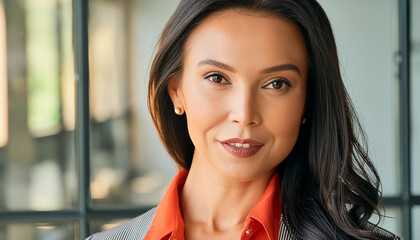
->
[148, 0, 388, 239]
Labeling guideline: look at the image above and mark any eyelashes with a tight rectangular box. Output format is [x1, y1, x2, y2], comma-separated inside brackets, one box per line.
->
[263, 79, 292, 90]
[204, 73, 230, 84]
[203, 73, 292, 90]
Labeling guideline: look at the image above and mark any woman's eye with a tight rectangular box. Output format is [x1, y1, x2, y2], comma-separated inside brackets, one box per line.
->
[204, 74, 229, 84]
[264, 79, 291, 89]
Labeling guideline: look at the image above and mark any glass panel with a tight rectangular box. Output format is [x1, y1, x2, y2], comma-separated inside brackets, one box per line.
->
[414, 206, 420, 240]
[0, 222, 78, 240]
[0, 0, 77, 211]
[411, 0, 420, 195]
[88, 0, 179, 207]
[89, 219, 128, 235]
[318, 0, 400, 196]
[369, 207, 401, 237]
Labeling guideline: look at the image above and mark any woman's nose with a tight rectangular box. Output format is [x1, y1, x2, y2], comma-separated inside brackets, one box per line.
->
[228, 88, 262, 126]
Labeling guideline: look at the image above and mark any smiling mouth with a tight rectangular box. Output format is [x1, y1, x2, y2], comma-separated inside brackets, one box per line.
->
[219, 138, 263, 158]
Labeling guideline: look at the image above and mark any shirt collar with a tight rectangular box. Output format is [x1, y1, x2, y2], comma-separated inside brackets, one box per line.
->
[145, 168, 188, 240]
[246, 171, 282, 240]
[144, 168, 281, 240]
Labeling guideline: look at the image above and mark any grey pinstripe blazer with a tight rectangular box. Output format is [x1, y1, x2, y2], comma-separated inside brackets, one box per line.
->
[86, 207, 400, 240]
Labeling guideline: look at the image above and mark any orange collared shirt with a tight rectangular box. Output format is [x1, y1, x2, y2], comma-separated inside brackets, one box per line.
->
[144, 169, 282, 240]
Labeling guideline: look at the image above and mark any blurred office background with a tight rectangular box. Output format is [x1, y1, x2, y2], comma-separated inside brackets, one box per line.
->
[0, 0, 418, 239]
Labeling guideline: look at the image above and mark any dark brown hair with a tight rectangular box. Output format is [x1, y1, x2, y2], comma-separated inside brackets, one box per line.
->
[148, 0, 390, 239]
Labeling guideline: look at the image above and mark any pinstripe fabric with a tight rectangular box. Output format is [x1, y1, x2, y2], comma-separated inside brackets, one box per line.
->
[86, 207, 157, 240]
[278, 216, 296, 240]
[86, 208, 400, 240]
[365, 222, 401, 240]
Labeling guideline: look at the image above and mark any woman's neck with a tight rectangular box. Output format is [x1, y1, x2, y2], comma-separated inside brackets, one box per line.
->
[179, 155, 274, 239]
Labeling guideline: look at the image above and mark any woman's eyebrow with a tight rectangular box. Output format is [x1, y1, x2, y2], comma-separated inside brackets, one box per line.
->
[197, 58, 301, 76]
[260, 64, 301, 76]
[197, 59, 235, 72]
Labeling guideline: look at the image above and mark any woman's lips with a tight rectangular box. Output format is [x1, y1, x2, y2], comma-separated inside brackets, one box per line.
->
[219, 138, 263, 158]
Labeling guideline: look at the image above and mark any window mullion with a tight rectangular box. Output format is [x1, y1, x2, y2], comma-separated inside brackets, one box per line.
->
[73, 0, 91, 238]
[398, 0, 411, 239]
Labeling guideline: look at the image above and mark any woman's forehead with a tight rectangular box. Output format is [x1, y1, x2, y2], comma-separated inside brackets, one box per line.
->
[183, 9, 309, 76]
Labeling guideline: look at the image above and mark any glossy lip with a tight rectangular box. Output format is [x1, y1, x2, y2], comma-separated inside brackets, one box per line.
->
[219, 138, 264, 158]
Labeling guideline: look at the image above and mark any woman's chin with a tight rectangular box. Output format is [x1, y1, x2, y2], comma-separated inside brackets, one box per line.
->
[211, 161, 274, 183]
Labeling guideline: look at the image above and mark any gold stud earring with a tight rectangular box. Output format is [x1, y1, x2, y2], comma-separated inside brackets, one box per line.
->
[175, 107, 183, 115]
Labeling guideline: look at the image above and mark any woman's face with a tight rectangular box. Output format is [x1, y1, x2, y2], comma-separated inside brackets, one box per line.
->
[168, 10, 308, 181]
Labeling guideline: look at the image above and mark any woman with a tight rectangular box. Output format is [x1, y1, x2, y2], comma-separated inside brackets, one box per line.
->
[88, 0, 400, 239]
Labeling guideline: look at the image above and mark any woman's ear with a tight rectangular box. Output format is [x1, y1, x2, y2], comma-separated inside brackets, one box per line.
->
[167, 75, 182, 107]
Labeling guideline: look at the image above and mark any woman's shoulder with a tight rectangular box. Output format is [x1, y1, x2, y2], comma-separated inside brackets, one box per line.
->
[85, 207, 157, 240]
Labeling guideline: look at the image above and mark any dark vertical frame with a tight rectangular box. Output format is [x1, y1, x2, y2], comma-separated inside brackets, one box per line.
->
[399, 0, 412, 239]
[382, 0, 413, 239]
[73, 0, 90, 238]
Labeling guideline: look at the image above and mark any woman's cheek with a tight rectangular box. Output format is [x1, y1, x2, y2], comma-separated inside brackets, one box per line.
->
[183, 81, 224, 141]
[266, 99, 304, 140]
